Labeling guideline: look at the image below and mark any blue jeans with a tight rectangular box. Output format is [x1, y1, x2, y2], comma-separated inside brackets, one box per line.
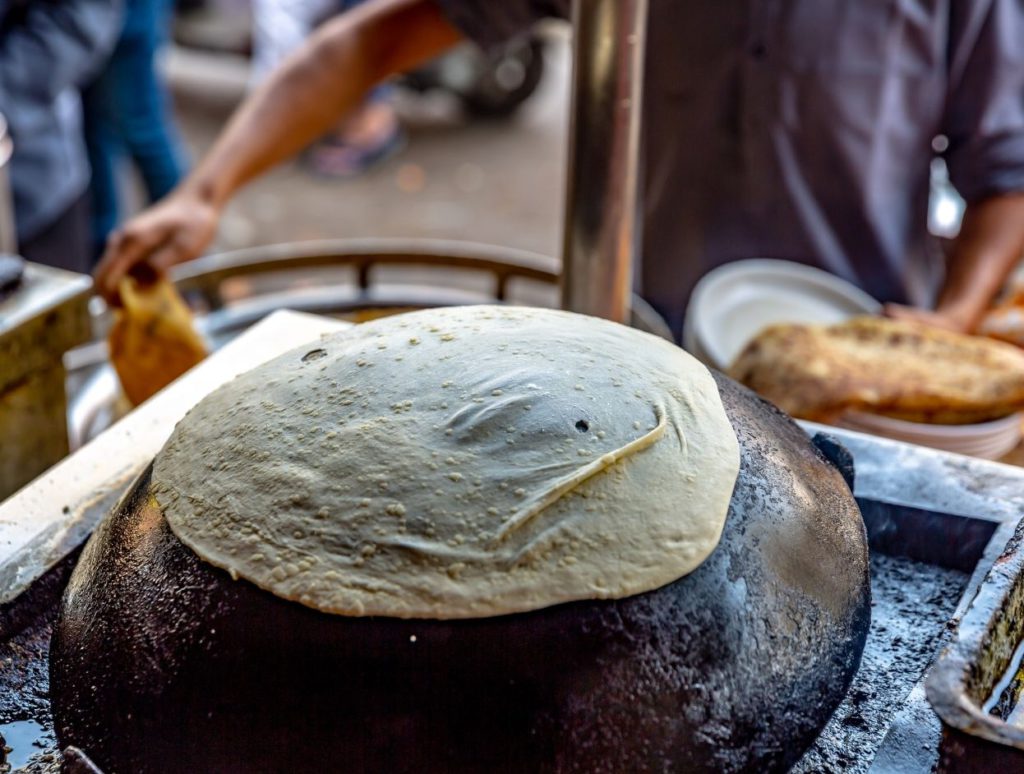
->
[83, 0, 186, 261]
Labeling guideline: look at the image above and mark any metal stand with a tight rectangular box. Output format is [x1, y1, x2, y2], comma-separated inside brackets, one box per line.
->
[560, 0, 648, 323]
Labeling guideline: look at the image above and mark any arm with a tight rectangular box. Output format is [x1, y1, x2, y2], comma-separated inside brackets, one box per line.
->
[886, 194, 1024, 332]
[934, 193, 1024, 331]
[889, 0, 1024, 333]
[94, 0, 463, 302]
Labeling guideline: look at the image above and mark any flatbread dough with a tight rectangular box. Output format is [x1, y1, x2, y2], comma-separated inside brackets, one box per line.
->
[152, 306, 740, 619]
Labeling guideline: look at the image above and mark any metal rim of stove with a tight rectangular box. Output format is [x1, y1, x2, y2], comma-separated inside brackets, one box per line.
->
[67, 237, 673, 449]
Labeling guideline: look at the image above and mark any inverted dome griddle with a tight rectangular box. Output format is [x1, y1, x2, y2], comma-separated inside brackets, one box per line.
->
[47, 369, 867, 773]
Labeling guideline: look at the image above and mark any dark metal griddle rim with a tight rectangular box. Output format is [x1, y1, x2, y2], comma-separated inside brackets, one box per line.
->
[926, 512, 1024, 751]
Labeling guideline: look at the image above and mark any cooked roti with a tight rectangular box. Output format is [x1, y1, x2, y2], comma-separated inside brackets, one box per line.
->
[152, 306, 740, 619]
[729, 316, 1024, 424]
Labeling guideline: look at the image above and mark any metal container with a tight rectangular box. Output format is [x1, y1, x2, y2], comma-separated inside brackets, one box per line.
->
[0, 114, 16, 254]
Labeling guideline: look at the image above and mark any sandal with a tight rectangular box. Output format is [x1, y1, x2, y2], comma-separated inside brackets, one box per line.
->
[305, 125, 406, 180]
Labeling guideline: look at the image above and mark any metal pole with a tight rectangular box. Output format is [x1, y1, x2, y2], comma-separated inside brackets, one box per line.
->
[560, 0, 647, 322]
[0, 115, 16, 255]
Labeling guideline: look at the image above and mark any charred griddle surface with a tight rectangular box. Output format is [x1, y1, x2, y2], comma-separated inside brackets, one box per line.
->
[0, 532, 983, 773]
[0, 557, 74, 774]
[795, 553, 969, 772]
[0, 620, 59, 773]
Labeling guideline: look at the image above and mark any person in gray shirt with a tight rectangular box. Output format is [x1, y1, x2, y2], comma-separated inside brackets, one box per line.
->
[0, 0, 121, 273]
[94, 0, 1024, 339]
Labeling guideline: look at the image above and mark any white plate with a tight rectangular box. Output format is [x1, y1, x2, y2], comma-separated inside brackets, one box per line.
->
[684, 259, 881, 370]
[838, 411, 1022, 460]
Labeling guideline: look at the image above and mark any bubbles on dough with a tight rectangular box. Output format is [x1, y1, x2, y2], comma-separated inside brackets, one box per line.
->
[153, 306, 739, 620]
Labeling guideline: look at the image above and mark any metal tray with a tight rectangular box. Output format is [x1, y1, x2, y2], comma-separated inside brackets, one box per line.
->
[927, 514, 1024, 772]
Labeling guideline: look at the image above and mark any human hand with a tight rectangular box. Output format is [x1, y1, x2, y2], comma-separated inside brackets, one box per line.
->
[882, 303, 971, 334]
[93, 191, 221, 305]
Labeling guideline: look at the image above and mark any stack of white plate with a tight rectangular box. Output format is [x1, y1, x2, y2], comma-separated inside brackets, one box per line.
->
[838, 411, 1022, 460]
[685, 258, 1022, 460]
[683, 259, 882, 370]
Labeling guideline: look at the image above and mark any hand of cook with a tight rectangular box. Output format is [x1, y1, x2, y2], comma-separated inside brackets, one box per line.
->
[882, 302, 971, 334]
[94, 190, 221, 305]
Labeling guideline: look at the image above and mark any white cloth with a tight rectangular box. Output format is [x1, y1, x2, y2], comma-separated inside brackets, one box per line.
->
[250, 0, 336, 84]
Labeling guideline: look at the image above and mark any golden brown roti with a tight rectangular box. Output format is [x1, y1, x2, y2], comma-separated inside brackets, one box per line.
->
[728, 316, 1024, 424]
[109, 277, 207, 406]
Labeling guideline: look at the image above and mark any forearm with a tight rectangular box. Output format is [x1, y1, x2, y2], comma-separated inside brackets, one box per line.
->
[934, 192, 1024, 332]
[183, 0, 461, 209]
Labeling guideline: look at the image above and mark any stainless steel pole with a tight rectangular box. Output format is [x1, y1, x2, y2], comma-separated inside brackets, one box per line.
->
[560, 0, 647, 322]
[0, 115, 16, 254]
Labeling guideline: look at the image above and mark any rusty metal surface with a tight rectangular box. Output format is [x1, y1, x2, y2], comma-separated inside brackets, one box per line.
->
[0, 262, 91, 499]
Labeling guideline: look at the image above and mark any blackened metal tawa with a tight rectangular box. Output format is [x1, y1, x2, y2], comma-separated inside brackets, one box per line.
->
[49, 374, 870, 773]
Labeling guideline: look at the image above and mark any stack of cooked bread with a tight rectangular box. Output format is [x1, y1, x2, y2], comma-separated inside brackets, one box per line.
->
[729, 316, 1024, 424]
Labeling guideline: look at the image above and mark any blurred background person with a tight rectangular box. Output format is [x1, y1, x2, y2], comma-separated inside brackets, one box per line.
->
[95, 0, 1024, 339]
[252, 0, 403, 179]
[0, 0, 121, 273]
[82, 0, 187, 263]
